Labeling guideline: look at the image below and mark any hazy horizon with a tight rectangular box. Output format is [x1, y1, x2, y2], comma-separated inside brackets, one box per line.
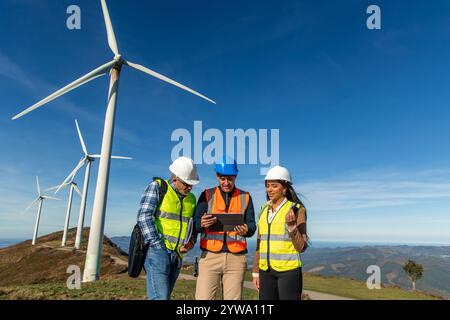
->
[2, 237, 450, 249]
[2, 0, 450, 244]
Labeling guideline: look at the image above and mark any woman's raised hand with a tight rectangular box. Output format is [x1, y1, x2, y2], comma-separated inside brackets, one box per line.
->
[285, 208, 297, 232]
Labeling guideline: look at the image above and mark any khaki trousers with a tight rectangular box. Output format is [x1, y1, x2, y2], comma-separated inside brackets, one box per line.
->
[195, 251, 247, 300]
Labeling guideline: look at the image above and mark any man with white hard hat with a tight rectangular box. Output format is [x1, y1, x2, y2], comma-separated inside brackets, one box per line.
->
[137, 156, 199, 300]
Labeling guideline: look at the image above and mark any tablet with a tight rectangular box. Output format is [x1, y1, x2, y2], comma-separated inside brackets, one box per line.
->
[208, 214, 245, 232]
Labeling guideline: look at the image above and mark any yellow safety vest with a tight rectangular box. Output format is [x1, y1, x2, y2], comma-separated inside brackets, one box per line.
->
[258, 200, 302, 272]
[154, 179, 196, 257]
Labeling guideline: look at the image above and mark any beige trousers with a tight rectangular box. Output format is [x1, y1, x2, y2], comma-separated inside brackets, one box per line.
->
[195, 251, 247, 300]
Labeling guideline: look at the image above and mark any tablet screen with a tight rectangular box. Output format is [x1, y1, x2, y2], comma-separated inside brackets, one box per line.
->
[208, 214, 245, 232]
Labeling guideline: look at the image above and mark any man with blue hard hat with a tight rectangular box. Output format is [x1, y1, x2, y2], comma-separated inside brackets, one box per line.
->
[194, 156, 256, 300]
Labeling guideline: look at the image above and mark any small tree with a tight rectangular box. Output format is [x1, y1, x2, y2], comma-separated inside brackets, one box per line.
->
[402, 260, 423, 291]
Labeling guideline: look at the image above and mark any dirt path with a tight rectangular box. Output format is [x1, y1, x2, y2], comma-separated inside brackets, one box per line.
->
[37, 244, 128, 266]
[177, 273, 354, 300]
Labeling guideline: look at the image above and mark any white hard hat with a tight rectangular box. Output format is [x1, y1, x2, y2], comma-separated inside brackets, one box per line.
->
[265, 166, 292, 184]
[169, 156, 200, 186]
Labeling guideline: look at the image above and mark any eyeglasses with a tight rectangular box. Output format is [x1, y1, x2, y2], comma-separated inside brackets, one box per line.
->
[176, 177, 192, 188]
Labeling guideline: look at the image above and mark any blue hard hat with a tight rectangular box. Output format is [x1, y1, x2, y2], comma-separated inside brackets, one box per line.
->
[215, 156, 239, 176]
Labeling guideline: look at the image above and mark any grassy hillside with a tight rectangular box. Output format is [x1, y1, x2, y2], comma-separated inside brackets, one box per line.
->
[111, 236, 450, 298]
[181, 266, 440, 300]
[0, 274, 259, 300]
[0, 231, 443, 300]
[302, 273, 440, 300]
[0, 228, 127, 287]
[303, 246, 450, 298]
[0, 270, 439, 300]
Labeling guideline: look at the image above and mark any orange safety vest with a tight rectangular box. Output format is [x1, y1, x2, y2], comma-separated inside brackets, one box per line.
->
[200, 187, 250, 253]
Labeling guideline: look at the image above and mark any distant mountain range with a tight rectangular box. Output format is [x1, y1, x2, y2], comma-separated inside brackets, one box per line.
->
[111, 236, 450, 298]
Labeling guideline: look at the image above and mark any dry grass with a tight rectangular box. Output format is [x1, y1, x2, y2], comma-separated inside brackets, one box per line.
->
[0, 233, 442, 300]
[0, 228, 128, 287]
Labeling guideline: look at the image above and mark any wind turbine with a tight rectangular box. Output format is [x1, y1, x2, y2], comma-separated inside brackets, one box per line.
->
[12, 0, 215, 282]
[47, 178, 82, 247]
[24, 177, 60, 246]
[55, 119, 131, 250]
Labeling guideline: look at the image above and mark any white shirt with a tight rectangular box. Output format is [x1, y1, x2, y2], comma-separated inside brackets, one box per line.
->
[267, 197, 288, 224]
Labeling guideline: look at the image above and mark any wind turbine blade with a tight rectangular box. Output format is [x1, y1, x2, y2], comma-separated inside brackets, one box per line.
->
[101, 0, 119, 56]
[75, 120, 88, 155]
[53, 182, 70, 194]
[56, 159, 86, 194]
[24, 198, 39, 213]
[46, 184, 68, 192]
[124, 60, 216, 105]
[43, 196, 61, 201]
[12, 60, 116, 120]
[91, 155, 132, 160]
[73, 184, 82, 197]
[36, 176, 41, 196]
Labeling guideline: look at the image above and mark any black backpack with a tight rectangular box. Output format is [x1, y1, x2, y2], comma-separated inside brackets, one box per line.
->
[128, 178, 168, 278]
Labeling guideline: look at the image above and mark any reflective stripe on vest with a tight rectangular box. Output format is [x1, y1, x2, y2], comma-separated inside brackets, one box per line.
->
[200, 187, 249, 253]
[159, 212, 191, 224]
[260, 234, 291, 242]
[258, 200, 302, 272]
[154, 179, 196, 257]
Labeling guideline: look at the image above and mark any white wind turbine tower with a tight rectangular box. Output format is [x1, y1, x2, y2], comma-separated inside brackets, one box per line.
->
[12, 0, 215, 282]
[55, 119, 131, 250]
[46, 178, 82, 247]
[24, 177, 60, 246]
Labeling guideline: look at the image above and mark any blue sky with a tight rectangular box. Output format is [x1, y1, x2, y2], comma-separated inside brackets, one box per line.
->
[1, 0, 450, 244]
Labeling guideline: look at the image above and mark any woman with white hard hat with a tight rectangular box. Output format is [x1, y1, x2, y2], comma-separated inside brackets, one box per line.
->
[252, 166, 309, 300]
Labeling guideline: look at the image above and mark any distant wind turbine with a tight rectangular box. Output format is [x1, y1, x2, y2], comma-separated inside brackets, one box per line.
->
[11, 0, 215, 282]
[24, 177, 60, 246]
[54, 119, 131, 250]
[47, 178, 82, 247]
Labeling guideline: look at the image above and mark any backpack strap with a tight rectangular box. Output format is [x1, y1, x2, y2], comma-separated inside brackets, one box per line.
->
[152, 177, 168, 205]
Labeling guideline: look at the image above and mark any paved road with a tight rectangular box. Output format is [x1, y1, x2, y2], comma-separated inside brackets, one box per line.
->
[177, 273, 354, 300]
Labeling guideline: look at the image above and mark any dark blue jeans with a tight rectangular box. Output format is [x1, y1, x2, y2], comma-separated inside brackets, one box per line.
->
[144, 246, 181, 300]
